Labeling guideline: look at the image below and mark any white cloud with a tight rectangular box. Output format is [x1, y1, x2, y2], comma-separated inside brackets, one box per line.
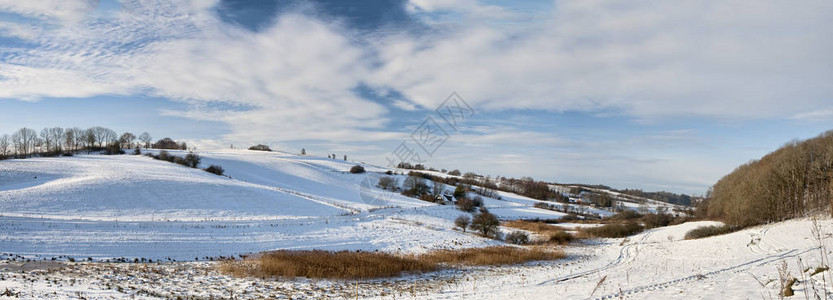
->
[0, 3, 396, 143]
[0, 0, 831, 194]
[791, 109, 833, 122]
[0, 65, 134, 100]
[0, 0, 97, 23]
[135, 14, 393, 142]
[373, 1, 833, 121]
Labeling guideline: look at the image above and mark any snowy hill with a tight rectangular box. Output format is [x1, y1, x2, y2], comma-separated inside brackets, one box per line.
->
[0, 149, 564, 260]
[4, 150, 833, 299]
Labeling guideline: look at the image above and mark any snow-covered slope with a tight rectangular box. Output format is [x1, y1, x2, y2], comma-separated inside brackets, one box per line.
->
[0, 149, 563, 260]
[401, 218, 833, 299]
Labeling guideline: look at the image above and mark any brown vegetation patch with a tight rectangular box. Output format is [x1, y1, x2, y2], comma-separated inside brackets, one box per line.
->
[417, 246, 565, 266]
[683, 225, 737, 240]
[220, 246, 565, 280]
[579, 221, 644, 238]
[219, 250, 436, 280]
[503, 220, 575, 245]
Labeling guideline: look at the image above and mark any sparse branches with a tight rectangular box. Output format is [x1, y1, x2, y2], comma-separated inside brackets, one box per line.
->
[138, 132, 152, 148]
[454, 215, 470, 232]
[469, 211, 499, 237]
[777, 260, 795, 299]
[184, 152, 201, 168]
[12, 127, 37, 155]
[0, 134, 10, 157]
[119, 132, 136, 149]
[402, 175, 428, 197]
[205, 165, 225, 176]
[705, 131, 833, 227]
[377, 176, 398, 191]
[432, 182, 446, 197]
[505, 231, 530, 245]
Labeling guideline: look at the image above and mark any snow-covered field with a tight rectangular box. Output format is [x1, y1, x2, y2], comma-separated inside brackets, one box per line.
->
[3, 217, 833, 299]
[0, 150, 562, 260]
[3, 150, 831, 299]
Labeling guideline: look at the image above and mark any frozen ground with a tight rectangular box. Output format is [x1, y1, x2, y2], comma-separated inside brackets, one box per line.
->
[5, 150, 829, 299]
[0, 150, 562, 260]
[3, 218, 833, 299]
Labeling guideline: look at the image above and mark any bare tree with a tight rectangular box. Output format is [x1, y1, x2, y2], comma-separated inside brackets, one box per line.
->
[0, 134, 10, 156]
[11, 127, 37, 155]
[433, 182, 446, 197]
[138, 132, 152, 148]
[119, 132, 136, 149]
[89, 126, 117, 147]
[85, 128, 97, 148]
[39, 128, 52, 153]
[101, 128, 117, 146]
[48, 127, 64, 153]
[64, 128, 77, 151]
[73, 127, 88, 150]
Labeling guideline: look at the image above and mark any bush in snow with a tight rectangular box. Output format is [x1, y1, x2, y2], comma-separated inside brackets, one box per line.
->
[377, 176, 397, 191]
[401, 175, 428, 197]
[456, 197, 477, 213]
[205, 165, 225, 176]
[469, 212, 499, 237]
[454, 215, 470, 232]
[152, 138, 180, 150]
[548, 230, 574, 245]
[505, 231, 529, 245]
[610, 210, 642, 220]
[157, 150, 171, 161]
[419, 194, 441, 203]
[453, 185, 467, 199]
[448, 169, 461, 176]
[581, 221, 643, 238]
[103, 142, 124, 155]
[642, 212, 674, 228]
[248, 144, 271, 151]
[184, 152, 201, 168]
[349, 165, 365, 174]
[472, 196, 484, 207]
[683, 225, 737, 240]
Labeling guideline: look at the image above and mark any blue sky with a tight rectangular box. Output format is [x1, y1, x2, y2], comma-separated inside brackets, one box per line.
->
[0, 0, 831, 195]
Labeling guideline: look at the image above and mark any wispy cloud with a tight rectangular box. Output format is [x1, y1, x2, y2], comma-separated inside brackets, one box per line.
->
[373, 1, 833, 120]
[0, 0, 97, 23]
[0, 0, 830, 194]
[791, 109, 833, 122]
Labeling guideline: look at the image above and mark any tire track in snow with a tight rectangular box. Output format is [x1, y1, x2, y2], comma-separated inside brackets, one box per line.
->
[586, 247, 818, 300]
[230, 179, 363, 215]
[536, 230, 655, 286]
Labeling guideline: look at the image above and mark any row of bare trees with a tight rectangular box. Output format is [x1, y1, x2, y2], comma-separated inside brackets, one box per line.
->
[0, 126, 154, 158]
[703, 130, 833, 227]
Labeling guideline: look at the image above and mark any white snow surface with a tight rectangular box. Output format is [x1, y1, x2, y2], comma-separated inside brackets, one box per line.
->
[4, 216, 833, 299]
[3, 150, 833, 299]
[0, 150, 560, 260]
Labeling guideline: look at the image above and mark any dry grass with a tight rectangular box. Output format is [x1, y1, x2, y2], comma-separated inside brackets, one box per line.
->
[219, 250, 436, 280]
[418, 246, 564, 266]
[503, 220, 574, 245]
[683, 225, 737, 240]
[220, 246, 565, 280]
[580, 221, 644, 238]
